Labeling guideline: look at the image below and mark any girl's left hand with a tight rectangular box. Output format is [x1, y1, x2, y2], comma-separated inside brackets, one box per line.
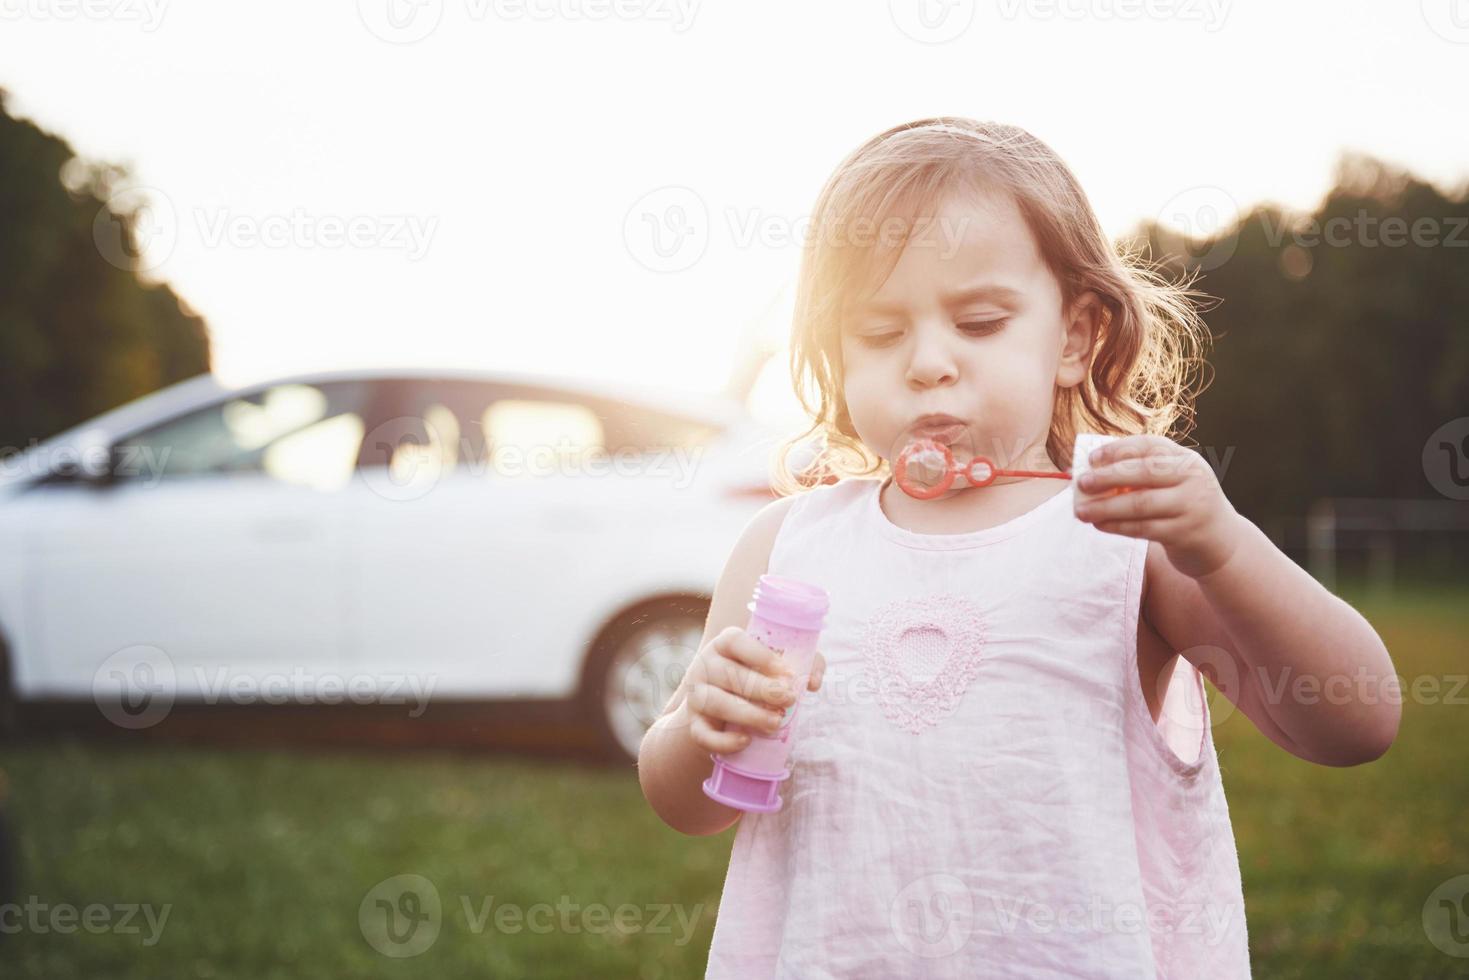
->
[1073, 434, 1245, 579]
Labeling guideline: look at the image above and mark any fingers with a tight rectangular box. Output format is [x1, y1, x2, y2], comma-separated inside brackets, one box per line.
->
[687, 682, 787, 735]
[1091, 517, 1182, 539]
[704, 649, 797, 711]
[713, 627, 795, 681]
[1076, 486, 1187, 524]
[1085, 434, 1176, 467]
[1081, 451, 1201, 494]
[690, 710, 751, 755]
[685, 629, 828, 756]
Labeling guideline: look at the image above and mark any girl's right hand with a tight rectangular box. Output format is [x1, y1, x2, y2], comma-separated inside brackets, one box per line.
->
[680, 626, 820, 755]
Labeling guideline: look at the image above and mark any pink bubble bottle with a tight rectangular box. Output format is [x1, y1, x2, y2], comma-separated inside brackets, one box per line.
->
[702, 574, 830, 813]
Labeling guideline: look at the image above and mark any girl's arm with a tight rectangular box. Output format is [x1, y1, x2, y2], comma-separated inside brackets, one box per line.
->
[639, 699, 747, 836]
[1077, 435, 1401, 767]
[638, 494, 805, 835]
[1144, 529, 1400, 766]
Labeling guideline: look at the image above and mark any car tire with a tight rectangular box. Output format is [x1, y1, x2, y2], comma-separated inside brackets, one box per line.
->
[582, 598, 707, 767]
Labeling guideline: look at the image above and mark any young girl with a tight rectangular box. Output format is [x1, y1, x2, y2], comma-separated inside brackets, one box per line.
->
[636, 117, 1400, 979]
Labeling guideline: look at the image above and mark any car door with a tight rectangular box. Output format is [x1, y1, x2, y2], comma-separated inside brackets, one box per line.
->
[25, 379, 377, 704]
[347, 378, 721, 699]
[347, 377, 536, 696]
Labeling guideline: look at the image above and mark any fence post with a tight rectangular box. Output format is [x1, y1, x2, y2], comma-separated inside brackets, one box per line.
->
[1306, 498, 1336, 593]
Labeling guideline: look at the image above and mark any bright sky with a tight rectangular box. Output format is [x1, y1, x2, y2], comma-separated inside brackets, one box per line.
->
[1, 0, 1465, 428]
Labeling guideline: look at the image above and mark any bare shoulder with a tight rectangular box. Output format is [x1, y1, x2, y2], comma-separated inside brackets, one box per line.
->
[696, 494, 801, 650]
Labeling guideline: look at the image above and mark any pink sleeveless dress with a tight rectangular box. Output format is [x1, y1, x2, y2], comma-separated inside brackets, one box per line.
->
[703, 475, 1251, 978]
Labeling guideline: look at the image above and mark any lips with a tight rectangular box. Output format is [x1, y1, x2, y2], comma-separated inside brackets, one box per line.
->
[910, 416, 967, 445]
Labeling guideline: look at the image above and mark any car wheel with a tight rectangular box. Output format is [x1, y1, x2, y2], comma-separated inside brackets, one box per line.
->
[584, 599, 706, 766]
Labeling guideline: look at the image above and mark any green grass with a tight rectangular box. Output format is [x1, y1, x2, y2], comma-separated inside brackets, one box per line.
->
[1211, 578, 1469, 978]
[0, 579, 1465, 978]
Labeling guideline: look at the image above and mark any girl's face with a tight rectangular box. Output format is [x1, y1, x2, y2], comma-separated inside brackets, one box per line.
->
[838, 186, 1095, 475]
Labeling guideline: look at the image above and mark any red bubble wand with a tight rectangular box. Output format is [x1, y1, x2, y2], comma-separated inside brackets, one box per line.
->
[893, 437, 1073, 500]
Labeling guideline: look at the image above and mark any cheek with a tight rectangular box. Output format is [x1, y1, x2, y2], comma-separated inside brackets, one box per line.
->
[987, 330, 1055, 392]
[841, 377, 876, 427]
[963, 345, 1053, 433]
[839, 366, 887, 436]
[840, 352, 883, 401]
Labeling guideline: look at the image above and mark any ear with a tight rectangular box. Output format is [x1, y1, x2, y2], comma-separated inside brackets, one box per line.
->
[1056, 290, 1101, 389]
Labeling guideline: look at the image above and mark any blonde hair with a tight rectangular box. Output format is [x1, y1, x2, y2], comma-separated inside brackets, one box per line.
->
[772, 117, 1213, 496]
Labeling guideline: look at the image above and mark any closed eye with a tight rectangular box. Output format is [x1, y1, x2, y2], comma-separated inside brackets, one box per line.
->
[856, 319, 1008, 348]
[958, 319, 1006, 336]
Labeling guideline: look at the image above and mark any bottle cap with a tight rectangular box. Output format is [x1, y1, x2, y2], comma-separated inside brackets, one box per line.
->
[746, 574, 829, 632]
[702, 754, 791, 813]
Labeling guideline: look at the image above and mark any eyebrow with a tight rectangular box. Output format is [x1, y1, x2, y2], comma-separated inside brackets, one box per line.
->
[853, 283, 1024, 317]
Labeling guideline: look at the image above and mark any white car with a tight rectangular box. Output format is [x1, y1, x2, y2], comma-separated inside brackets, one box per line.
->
[0, 367, 795, 763]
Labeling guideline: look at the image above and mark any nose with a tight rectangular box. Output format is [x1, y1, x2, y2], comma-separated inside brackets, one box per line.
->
[905, 320, 958, 389]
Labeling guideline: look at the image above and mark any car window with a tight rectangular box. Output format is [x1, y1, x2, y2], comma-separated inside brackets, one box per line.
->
[380, 401, 460, 486]
[114, 380, 371, 490]
[369, 379, 724, 479]
[481, 399, 605, 474]
[477, 397, 723, 478]
[367, 380, 477, 475]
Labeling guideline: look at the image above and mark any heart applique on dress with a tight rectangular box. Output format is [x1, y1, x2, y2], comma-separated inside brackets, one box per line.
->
[861, 594, 987, 735]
